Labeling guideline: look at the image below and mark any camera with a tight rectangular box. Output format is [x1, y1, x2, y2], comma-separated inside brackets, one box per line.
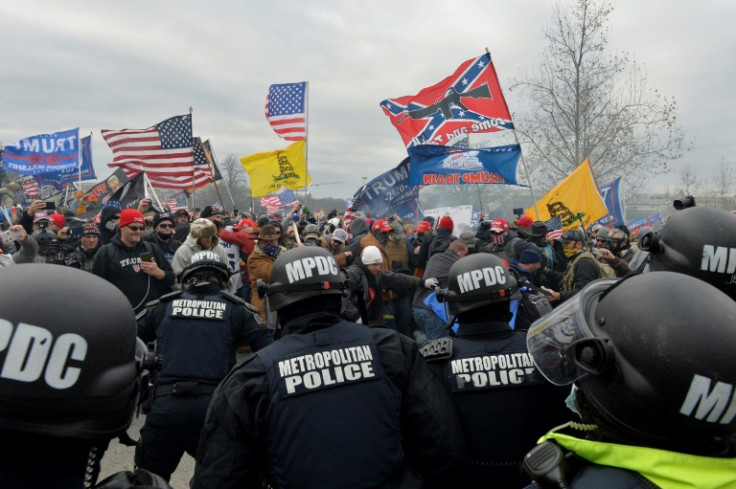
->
[673, 195, 696, 210]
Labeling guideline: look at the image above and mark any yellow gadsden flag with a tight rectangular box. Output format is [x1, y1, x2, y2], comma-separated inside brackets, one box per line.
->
[240, 140, 312, 197]
[525, 159, 608, 230]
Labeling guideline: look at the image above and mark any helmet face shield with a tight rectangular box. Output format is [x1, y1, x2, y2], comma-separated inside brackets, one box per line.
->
[527, 278, 617, 385]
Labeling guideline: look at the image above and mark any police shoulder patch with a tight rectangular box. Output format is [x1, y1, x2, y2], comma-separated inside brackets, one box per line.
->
[420, 338, 454, 362]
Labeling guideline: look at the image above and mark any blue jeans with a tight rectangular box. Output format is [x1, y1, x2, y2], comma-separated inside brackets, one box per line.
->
[412, 307, 450, 343]
[384, 295, 413, 336]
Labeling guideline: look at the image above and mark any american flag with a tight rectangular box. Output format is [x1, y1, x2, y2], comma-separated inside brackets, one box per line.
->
[21, 179, 41, 199]
[260, 189, 300, 214]
[545, 216, 563, 240]
[265, 82, 307, 141]
[102, 115, 196, 190]
[161, 191, 189, 212]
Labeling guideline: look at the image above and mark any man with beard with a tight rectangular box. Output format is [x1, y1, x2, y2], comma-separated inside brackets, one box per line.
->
[66, 223, 102, 272]
[93, 209, 175, 314]
[144, 214, 181, 265]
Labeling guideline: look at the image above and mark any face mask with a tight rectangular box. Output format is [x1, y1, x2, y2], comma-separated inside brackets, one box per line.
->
[157, 231, 172, 241]
[563, 246, 578, 258]
[491, 233, 505, 246]
[262, 243, 279, 258]
[608, 239, 623, 254]
[105, 220, 118, 231]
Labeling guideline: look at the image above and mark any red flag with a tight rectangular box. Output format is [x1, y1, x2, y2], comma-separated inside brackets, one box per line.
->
[265, 82, 307, 141]
[380, 53, 513, 148]
[103, 115, 196, 190]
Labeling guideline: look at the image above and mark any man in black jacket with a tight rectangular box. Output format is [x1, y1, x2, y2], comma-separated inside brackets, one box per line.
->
[192, 247, 466, 489]
[422, 254, 569, 488]
[143, 213, 181, 265]
[136, 251, 272, 481]
[92, 209, 175, 314]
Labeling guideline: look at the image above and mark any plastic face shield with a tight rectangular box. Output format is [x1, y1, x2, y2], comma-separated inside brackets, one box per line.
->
[526, 278, 617, 386]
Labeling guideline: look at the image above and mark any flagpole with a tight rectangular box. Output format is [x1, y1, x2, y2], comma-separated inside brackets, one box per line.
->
[207, 141, 236, 208]
[198, 138, 228, 216]
[304, 81, 309, 208]
[484, 47, 540, 220]
[142, 172, 164, 211]
[586, 157, 613, 228]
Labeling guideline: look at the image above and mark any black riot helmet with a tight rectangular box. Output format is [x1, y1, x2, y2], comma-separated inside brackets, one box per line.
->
[0, 264, 140, 442]
[179, 250, 231, 287]
[641, 207, 736, 300]
[527, 272, 736, 454]
[444, 254, 518, 316]
[267, 247, 345, 311]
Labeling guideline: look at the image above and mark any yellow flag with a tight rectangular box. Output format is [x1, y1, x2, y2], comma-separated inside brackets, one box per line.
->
[525, 159, 608, 230]
[240, 140, 311, 197]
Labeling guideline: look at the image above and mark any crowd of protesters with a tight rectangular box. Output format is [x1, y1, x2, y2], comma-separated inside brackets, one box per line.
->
[2, 194, 736, 489]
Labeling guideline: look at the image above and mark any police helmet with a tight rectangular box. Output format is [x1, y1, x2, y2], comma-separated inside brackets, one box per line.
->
[527, 273, 736, 453]
[444, 254, 518, 316]
[267, 247, 345, 311]
[642, 207, 736, 300]
[0, 264, 140, 441]
[179, 250, 231, 286]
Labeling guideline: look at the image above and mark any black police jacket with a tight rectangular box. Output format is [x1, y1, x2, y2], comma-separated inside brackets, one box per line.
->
[191, 312, 466, 489]
[421, 321, 570, 488]
[138, 282, 273, 385]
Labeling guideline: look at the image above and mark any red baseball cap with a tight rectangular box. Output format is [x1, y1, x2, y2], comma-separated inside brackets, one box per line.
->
[491, 218, 509, 233]
[517, 216, 534, 228]
[372, 219, 392, 232]
[417, 221, 432, 233]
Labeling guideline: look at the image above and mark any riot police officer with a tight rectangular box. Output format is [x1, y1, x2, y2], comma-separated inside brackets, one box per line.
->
[136, 251, 273, 482]
[524, 272, 736, 488]
[192, 246, 465, 489]
[0, 264, 171, 488]
[641, 206, 736, 301]
[421, 254, 570, 488]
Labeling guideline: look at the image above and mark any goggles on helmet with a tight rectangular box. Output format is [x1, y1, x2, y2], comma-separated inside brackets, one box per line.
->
[526, 278, 618, 386]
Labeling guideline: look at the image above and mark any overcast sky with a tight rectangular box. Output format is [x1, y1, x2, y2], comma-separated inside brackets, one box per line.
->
[2, 0, 734, 200]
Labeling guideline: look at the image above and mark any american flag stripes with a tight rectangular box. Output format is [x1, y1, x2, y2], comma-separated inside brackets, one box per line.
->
[265, 82, 307, 141]
[102, 115, 196, 190]
[21, 179, 41, 199]
[544, 216, 563, 240]
[260, 189, 300, 214]
[161, 191, 189, 212]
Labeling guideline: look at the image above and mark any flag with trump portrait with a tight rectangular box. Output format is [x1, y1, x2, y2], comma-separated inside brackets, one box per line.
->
[380, 53, 513, 148]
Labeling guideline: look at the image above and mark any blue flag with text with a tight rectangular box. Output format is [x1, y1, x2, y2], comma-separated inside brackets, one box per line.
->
[2, 128, 80, 175]
[407, 144, 522, 186]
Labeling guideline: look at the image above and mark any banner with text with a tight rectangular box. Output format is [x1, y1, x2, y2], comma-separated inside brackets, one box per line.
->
[408, 144, 522, 186]
[1, 128, 80, 175]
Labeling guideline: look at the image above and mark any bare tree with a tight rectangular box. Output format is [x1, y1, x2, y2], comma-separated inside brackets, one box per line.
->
[510, 0, 687, 196]
[679, 163, 700, 196]
[711, 156, 734, 196]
